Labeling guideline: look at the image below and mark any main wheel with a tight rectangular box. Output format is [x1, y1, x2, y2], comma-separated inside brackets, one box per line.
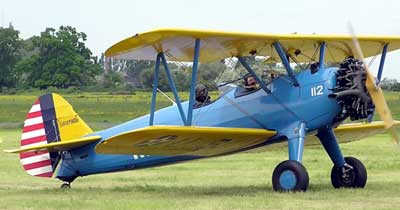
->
[331, 156, 367, 188]
[272, 160, 309, 192]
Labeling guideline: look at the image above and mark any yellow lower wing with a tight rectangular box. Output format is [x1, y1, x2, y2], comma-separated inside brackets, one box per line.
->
[330, 121, 400, 143]
[4, 136, 102, 153]
[95, 126, 276, 156]
[250, 121, 400, 152]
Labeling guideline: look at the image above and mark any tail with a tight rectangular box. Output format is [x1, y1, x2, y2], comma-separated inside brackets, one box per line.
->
[19, 93, 92, 178]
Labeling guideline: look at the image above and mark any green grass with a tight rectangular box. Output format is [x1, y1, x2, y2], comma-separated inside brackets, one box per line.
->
[1, 129, 400, 210]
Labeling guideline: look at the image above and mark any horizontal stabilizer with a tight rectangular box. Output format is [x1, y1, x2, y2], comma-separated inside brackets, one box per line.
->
[95, 126, 276, 156]
[4, 136, 101, 154]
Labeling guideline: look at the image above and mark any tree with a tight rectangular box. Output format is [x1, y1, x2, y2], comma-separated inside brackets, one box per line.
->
[0, 24, 22, 89]
[197, 62, 226, 90]
[139, 65, 190, 91]
[16, 26, 102, 89]
[380, 78, 400, 91]
[123, 60, 155, 88]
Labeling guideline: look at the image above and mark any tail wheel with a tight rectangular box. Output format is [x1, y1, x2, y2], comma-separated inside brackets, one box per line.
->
[60, 182, 71, 189]
[331, 156, 367, 188]
[272, 160, 309, 192]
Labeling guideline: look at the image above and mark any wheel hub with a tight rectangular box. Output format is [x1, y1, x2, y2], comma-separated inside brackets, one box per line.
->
[279, 170, 297, 190]
[340, 164, 355, 185]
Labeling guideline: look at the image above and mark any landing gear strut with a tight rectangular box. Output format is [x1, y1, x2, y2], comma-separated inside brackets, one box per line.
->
[317, 126, 368, 189]
[272, 122, 309, 192]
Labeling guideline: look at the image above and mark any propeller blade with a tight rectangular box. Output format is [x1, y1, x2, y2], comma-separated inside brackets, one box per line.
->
[348, 23, 399, 144]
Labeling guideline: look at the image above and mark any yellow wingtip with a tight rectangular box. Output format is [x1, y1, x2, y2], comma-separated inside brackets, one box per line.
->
[389, 126, 400, 144]
[3, 149, 19, 153]
[4, 135, 102, 154]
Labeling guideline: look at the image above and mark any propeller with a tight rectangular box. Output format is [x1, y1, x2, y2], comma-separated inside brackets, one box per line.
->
[348, 23, 400, 144]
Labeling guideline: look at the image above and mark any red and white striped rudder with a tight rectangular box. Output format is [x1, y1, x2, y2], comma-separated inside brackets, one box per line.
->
[20, 99, 55, 178]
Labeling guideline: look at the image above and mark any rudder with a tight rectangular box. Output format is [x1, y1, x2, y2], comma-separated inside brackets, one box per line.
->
[19, 93, 92, 178]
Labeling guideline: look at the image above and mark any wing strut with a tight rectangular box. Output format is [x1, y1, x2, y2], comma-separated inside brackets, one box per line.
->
[237, 57, 271, 93]
[367, 43, 388, 122]
[376, 43, 388, 85]
[236, 56, 300, 121]
[149, 54, 161, 125]
[160, 53, 187, 123]
[186, 39, 201, 125]
[149, 39, 201, 126]
[273, 42, 300, 87]
[319, 42, 327, 69]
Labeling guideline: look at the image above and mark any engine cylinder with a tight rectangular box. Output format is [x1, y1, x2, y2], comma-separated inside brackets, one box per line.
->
[330, 58, 374, 124]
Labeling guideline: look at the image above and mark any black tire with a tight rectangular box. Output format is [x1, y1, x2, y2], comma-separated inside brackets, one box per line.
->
[331, 156, 367, 188]
[272, 160, 309, 192]
[60, 183, 71, 189]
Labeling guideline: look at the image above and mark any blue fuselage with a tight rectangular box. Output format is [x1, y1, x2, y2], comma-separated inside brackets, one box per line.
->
[57, 67, 340, 179]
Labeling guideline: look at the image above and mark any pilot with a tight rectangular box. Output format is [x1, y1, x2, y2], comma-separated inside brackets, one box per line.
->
[244, 73, 260, 92]
[194, 84, 211, 108]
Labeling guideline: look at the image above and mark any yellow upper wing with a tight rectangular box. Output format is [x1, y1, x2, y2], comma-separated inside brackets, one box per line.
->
[95, 126, 276, 156]
[105, 28, 400, 63]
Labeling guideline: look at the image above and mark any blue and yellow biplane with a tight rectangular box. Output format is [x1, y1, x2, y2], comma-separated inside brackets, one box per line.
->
[5, 28, 400, 191]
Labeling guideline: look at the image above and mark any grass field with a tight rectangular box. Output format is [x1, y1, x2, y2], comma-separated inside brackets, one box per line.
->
[1, 130, 400, 210]
[1, 91, 400, 210]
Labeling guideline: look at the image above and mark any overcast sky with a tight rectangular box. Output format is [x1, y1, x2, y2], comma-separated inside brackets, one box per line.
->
[2, 0, 400, 79]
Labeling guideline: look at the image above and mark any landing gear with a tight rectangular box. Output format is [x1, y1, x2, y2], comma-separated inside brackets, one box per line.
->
[58, 176, 76, 189]
[272, 160, 309, 192]
[272, 122, 308, 192]
[60, 182, 71, 189]
[331, 156, 367, 188]
[317, 126, 368, 189]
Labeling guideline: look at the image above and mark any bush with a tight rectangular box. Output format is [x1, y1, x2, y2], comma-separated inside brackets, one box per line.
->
[1, 87, 17, 94]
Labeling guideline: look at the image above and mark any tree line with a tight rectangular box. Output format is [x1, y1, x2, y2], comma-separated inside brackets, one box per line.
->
[2, 24, 400, 93]
[1, 24, 102, 92]
[0, 24, 229, 93]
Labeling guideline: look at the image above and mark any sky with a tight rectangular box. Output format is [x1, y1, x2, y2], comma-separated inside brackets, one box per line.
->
[2, 0, 400, 79]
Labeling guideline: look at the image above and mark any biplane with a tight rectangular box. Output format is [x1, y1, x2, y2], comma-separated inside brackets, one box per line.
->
[5, 28, 400, 192]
